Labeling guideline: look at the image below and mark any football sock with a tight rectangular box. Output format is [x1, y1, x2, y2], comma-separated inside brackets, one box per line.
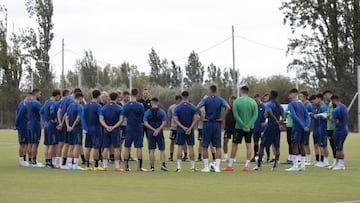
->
[321, 155, 324, 162]
[215, 159, 221, 170]
[23, 155, 26, 161]
[301, 156, 306, 168]
[115, 160, 120, 168]
[190, 161, 195, 169]
[103, 159, 108, 168]
[94, 160, 99, 167]
[184, 153, 188, 159]
[254, 145, 259, 156]
[85, 161, 90, 167]
[306, 154, 311, 162]
[198, 153, 202, 160]
[150, 164, 154, 169]
[288, 154, 292, 161]
[245, 160, 250, 167]
[265, 147, 270, 159]
[66, 157, 72, 167]
[125, 159, 129, 169]
[224, 153, 228, 160]
[316, 154, 320, 161]
[203, 159, 209, 168]
[324, 156, 329, 164]
[293, 155, 299, 168]
[170, 153, 173, 159]
[138, 159, 143, 169]
[73, 158, 79, 166]
[33, 157, 37, 164]
[177, 159, 182, 169]
[212, 153, 216, 160]
[229, 158, 235, 167]
[62, 157, 67, 166]
[52, 157, 56, 166]
[110, 154, 114, 161]
[80, 154, 85, 162]
[162, 162, 166, 167]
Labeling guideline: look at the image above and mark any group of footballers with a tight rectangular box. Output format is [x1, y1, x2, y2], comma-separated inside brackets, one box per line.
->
[14, 84, 348, 172]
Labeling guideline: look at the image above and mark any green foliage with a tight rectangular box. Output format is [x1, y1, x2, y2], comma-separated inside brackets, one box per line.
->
[148, 48, 171, 87]
[77, 50, 98, 88]
[185, 51, 204, 87]
[22, 0, 54, 99]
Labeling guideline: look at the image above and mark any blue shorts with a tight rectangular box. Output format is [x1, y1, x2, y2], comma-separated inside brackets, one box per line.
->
[44, 122, 58, 146]
[87, 127, 101, 149]
[29, 123, 41, 144]
[18, 128, 29, 144]
[103, 128, 121, 148]
[261, 128, 280, 149]
[148, 131, 165, 150]
[291, 129, 307, 144]
[120, 126, 126, 140]
[58, 125, 69, 143]
[334, 132, 347, 151]
[176, 132, 195, 146]
[202, 122, 222, 148]
[318, 132, 328, 147]
[303, 132, 310, 145]
[68, 128, 83, 145]
[253, 131, 262, 143]
[124, 128, 143, 148]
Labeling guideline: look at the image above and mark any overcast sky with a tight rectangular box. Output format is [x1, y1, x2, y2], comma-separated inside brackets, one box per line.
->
[2, 0, 297, 81]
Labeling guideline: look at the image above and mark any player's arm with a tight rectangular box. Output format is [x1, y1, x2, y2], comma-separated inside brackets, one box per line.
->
[14, 104, 26, 129]
[99, 115, 110, 130]
[330, 108, 339, 124]
[288, 104, 305, 130]
[196, 99, 205, 116]
[157, 110, 168, 131]
[65, 113, 71, 131]
[232, 101, 247, 131]
[174, 116, 187, 131]
[50, 102, 57, 123]
[248, 102, 259, 129]
[220, 103, 231, 122]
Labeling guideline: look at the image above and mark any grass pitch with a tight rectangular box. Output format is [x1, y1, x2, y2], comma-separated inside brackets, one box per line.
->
[0, 129, 359, 203]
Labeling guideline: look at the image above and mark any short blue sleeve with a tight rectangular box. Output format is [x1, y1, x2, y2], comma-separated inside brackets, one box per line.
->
[332, 108, 340, 120]
[160, 109, 167, 121]
[266, 102, 273, 111]
[97, 104, 102, 116]
[220, 98, 227, 107]
[143, 109, 151, 122]
[119, 106, 124, 116]
[199, 98, 207, 106]
[320, 104, 327, 113]
[192, 105, 199, 115]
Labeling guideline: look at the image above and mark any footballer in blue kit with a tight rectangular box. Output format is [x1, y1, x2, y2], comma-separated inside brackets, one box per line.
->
[312, 94, 330, 167]
[173, 91, 200, 172]
[255, 90, 285, 171]
[252, 94, 266, 162]
[25, 89, 43, 167]
[83, 90, 103, 170]
[99, 92, 124, 171]
[143, 97, 168, 172]
[65, 92, 87, 170]
[285, 89, 310, 172]
[330, 95, 348, 170]
[41, 89, 61, 168]
[123, 89, 146, 172]
[300, 91, 313, 163]
[197, 85, 230, 173]
[14, 92, 32, 166]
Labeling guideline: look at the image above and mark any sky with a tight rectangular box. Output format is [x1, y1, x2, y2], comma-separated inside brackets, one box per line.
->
[2, 0, 297, 82]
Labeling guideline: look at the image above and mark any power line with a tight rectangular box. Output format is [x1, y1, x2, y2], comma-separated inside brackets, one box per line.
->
[235, 35, 287, 52]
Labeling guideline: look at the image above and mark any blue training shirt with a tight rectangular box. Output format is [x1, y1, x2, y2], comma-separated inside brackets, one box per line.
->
[199, 95, 227, 122]
[332, 104, 349, 135]
[173, 102, 198, 134]
[25, 99, 42, 127]
[84, 101, 102, 129]
[123, 101, 145, 130]
[313, 103, 327, 135]
[288, 100, 310, 131]
[100, 102, 124, 126]
[66, 102, 87, 131]
[15, 101, 27, 130]
[42, 99, 57, 122]
[144, 108, 167, 129]
[253, 103, 266, 133]
[59, 96, 75, 120]
[265, 100, 284, 130]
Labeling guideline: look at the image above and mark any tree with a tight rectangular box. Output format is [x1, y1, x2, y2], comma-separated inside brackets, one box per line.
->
[98, 65, 110, 87]
[281, 0, 360, 128]
[23, 0, 54, 98]
[185, 51, 204, 87]
[148, 48, 171, 87]
[169, 60, 181, 89]
[76, 50, 97, 88]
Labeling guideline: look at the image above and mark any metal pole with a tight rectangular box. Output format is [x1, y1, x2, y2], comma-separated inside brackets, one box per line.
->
[358, 65, 360, 132]
[78, 69, 81, 88]
[129, 68, 132, 92]
[61, 38, 65, 88]
[180, 69, 184, 92]
[232, 25, 237, 97]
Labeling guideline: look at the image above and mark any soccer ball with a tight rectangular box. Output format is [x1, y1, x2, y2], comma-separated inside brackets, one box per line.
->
[209, 161, 216, 172]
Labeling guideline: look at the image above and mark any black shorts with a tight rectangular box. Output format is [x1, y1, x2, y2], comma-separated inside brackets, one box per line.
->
[169, 130, 177, 140]
[198, 129, 203, 141]
[120, 126, 126, 140]
[224, 129, 235, 139]
[233, 129, 252, 144]
[327, 130, 334, 139]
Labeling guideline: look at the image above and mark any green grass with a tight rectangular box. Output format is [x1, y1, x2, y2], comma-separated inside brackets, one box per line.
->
[0, 129, 359, 203]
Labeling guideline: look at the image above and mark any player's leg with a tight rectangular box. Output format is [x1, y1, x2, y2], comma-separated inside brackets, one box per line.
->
[157, 133, 167, 171]
[318, 132, 329, 167]
[327, 130, 337, 167]
[244, 131, 252, 171]
[201, 123, 211, 172]
[332, 133, 346, 170]
[224, 129, 240, 171]
[186, 132, 196, 171]
[92, 129, 102, 170]
[303, 131, 311, 164]
[210, 143, 216, 161]
[252, 131, 260, 162]
[84, 132, 92, 169]
[169, 130, 176, 161]
[134, 128, 144, 171]
[109, 145, 115, 163]
[197, 129, 203, 161]
[282, 127, 292, 164]
[72, 131, 84, 170]
[101, 131, 110, 171]
[312, 132, 320, 165]
[265, 146, 271, 163]
[286, 129, 301, 171]
[111, 129, 121, 171]
[148, 132, 156, 171]
[176, 133, 185, 171]
[66, 132, 74, 170]
[222, 130, 229, 162]
[212, 122, 222, 172]
[182, 142, 188, 161]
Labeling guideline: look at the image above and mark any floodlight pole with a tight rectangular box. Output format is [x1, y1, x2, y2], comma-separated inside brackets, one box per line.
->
[358, 65, 360, 132]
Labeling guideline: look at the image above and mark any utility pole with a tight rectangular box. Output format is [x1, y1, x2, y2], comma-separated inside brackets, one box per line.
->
[180, 69, 184, 92]
[232, 25, 238, 97]
[296, 67, 299, 90]
[358, 65, 360, 132]
[78, 68, 81, 88]
[61, 38, 65, 88]
[129, 68, 132, 92]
